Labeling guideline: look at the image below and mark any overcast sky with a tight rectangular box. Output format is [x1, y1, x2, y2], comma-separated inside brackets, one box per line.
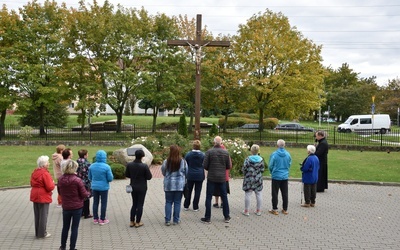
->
[3, 0, 400, 85]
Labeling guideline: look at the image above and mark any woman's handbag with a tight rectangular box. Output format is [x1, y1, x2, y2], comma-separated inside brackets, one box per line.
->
[126, 184, 133, 193]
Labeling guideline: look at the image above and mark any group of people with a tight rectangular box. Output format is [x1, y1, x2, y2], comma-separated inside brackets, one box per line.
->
[30, 146, 114, 250]
[30, 131, 328, 248]
[119, 132, 329, 227]
[266, 130, 329, 215]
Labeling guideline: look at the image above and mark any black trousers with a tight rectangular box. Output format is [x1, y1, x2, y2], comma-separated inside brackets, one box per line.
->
[82, 198, 90, 217]
[303, 183, 317, 204]
[271, 179, 288, 211]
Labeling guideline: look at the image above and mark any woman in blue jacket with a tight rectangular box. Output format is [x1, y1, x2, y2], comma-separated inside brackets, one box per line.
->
[88, 150, 114, 225]
[300, 145, 320, 207]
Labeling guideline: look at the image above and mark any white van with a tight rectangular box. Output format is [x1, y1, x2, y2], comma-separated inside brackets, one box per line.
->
[337, 114, 391, 134]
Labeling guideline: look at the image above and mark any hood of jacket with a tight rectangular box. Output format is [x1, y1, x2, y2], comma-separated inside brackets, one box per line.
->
[276, 148, 288, 157]
[31, 168, 48, 186]
[95, 150, 107, 163]
[52, 153, 61, 162]
[248, 155, 263, 163]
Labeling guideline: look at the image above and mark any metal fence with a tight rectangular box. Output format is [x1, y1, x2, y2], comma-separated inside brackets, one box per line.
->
[2, 124, 400, 148]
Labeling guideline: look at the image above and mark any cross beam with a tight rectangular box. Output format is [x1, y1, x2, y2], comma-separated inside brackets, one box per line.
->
[167, 14, 230, 140]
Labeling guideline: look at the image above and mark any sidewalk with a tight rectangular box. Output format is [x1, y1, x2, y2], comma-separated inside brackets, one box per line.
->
[0, 165, 399, 249]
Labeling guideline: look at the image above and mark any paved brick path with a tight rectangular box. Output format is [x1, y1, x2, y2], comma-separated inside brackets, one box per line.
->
[1, 167, 399, 249]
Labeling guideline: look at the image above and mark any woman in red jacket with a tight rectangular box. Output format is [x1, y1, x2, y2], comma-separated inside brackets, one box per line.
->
[30, 155, 55, 239]
[58, 160, 90, 250]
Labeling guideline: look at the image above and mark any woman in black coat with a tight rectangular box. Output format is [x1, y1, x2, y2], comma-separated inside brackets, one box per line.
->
[125, 149, 152, 228]
[315, 130, 329, 192]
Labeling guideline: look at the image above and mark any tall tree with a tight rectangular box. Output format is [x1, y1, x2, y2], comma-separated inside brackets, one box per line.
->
[14, 0, 70, 135]
[0, 7, 20, 138]
[73, 2, 148, 132]
[325, 63, 378, 120]
[62, 7, 103, 132]
[234, 9, 325, 129]
[375, 78, 400, 120]
[202, 34, 241, 132]
[138, 13, 184, 132]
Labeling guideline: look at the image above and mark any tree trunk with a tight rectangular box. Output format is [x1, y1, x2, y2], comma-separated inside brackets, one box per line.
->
[151, 106, 159, 133]
[0, 109, 6, 139]
[259, 108, 264, 132]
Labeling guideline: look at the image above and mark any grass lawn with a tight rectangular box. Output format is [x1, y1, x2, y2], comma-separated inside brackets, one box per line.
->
[1, 145, 399, 188]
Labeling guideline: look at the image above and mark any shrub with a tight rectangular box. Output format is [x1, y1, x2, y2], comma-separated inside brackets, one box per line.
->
[160, 133, 189, 150]
[109, 162, 126, 179]
[222, 138, 250, 177]
[263, 118, 279, 129]
[209, 123, 218, 136]
[131, 136, 161, 153]
[18, 126, 33, 141]
[177, 114, 188, 138]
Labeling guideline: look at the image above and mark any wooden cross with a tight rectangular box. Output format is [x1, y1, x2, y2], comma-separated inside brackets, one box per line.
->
[167, 14, 230, 140]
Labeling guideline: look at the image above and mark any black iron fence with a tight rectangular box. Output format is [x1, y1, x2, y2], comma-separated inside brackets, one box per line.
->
[2, 124, 400, 148]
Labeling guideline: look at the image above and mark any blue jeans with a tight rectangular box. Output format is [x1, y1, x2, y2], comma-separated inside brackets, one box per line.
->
[92, 190, 109, 220]
[61, 208, 82, 250]
[183, 180, 203, 210]
[164, 191, 183, 223]
[205, 181, 230, 219]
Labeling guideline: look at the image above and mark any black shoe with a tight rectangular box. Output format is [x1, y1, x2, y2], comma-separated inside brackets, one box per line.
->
[220, 203, 223, 209]
[213, 203, 219, 208]
[200, 217, 211, 224]
[224, 216, 231, 223]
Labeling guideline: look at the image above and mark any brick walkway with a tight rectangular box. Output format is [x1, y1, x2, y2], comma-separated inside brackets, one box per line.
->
[1, 174, 399, 249]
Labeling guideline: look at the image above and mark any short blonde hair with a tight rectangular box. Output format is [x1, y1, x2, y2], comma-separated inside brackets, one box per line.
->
[37, 156, 49, 168]
[192, 140, 201, 150]
[250, 144, 260, 155]
[63, 160, 79, 174]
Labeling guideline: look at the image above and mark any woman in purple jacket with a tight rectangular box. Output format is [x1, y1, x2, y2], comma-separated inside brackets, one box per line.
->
[58, 160, 90, 250]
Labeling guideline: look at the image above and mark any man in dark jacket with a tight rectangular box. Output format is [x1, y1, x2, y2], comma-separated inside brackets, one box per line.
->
[315, 130, 329, 192]
[201, 136, 231, 224]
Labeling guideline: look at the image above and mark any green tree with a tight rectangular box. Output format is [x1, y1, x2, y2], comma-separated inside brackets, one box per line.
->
[379, 78, 400, 121]
[61, 8, 103, 132]
[14, 0, 70, 135]
[138, 13, 184, 132]
[19, 103, 68, 127]
[0, 7, 20, 138]
[138, 98, 153, 115]
[325, 63, 379, 121]
[202, 34, 241, 132]
[177, 113, 188, 138]
[234, 10, 325, 129]
[73, 2, 147, 133]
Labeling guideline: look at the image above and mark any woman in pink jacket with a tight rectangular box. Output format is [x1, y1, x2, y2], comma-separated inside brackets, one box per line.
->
[30, 155, 55, 239]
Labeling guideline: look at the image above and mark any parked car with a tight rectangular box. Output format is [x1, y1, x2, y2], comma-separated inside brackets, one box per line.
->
[274, 123, 314, 132]
[240, 124, 259, 129]
[192, 122, 219, 128]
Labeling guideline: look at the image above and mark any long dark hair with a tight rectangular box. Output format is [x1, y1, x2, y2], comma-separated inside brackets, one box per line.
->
[166, 145, 182, 172]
